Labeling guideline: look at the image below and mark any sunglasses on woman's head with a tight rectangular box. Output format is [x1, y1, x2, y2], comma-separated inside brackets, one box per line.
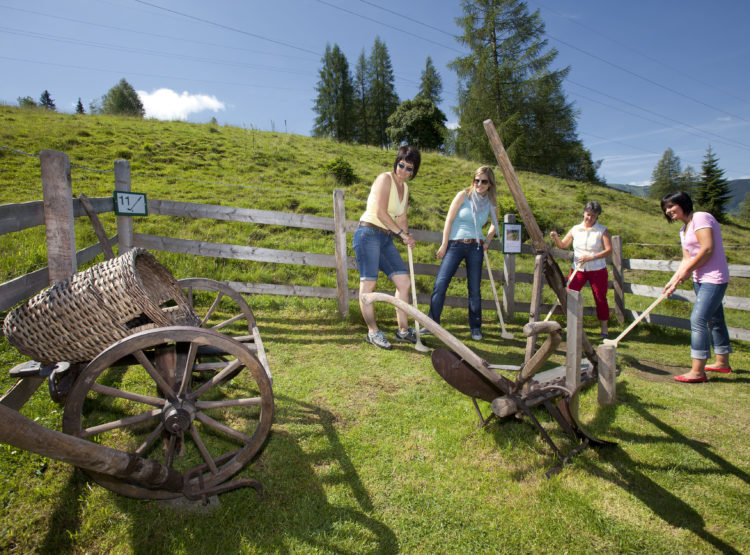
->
[397, 162, 414, 172]
[473, 178, 489, 185]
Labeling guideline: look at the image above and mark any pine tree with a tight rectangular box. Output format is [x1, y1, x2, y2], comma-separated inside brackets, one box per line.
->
[101, 78, 145, 117]
[39, 90, 56, 110]
[416, 57, 443, 105]
[449, 0, 600, 182]
[677, 164, 698, 197]
[649, 148, 683, 200]
[352, 49, 372, 145]
[367, 37, 399, 148]
[696, 146, 731, 222]
[75, 98, 85, 115]
[312, 44, 354, 141]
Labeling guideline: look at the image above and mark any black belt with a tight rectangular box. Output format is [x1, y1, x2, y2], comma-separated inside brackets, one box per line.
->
[450, 238, 479, 244]
[359, 221, 394, 236]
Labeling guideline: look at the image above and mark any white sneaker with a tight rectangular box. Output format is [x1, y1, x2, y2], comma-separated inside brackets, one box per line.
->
[366, 330, 392, 350]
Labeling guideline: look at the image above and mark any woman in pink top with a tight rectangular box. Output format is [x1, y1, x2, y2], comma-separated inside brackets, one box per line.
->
[661, 191, 732, 383]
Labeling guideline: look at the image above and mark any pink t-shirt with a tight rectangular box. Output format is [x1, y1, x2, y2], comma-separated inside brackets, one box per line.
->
[679, 212, 729, 284]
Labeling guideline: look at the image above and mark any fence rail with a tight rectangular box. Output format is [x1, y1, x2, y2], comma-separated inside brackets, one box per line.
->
[2, 150, 749, 343]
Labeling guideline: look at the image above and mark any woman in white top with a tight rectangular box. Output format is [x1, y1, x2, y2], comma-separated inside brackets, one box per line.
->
[550, 201, 612, 337]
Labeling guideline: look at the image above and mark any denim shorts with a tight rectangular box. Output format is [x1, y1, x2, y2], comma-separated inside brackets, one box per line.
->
[352, 225, 407, 281]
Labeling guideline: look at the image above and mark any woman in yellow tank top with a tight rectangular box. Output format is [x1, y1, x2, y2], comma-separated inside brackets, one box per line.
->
[353, 145, 420, 350]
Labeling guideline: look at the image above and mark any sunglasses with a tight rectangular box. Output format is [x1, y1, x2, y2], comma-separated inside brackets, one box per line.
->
[473, 178, 489, 185]
[397, 162, 414, 172]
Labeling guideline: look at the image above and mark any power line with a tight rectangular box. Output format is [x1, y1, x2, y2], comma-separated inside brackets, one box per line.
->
[313, 0, 465, 55]
[356, 0, 461, 41]
[0, 4, 319, 62]
[0, 56, 310, 93]
[566, 79, 750, 153]
[0, 27, 316, 77]
[535, 1, 750, 108]
[132, 0, 323, 57]
[549, 33, 750, 126]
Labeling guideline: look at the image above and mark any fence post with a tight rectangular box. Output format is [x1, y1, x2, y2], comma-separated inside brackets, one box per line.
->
[503, 213, 516, 318]
[566, 288, 583, 419]
[115, 159, 133, 253]
[611, 235, 625, 324]
[40, 150, 76, 284]
[333, 188, 349, 318]
[597, 344, 617, 406]
[525, 252, 545, 362]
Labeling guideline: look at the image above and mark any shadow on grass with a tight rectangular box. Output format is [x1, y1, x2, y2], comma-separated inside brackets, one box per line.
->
[585, 382, 747, 553]
[116, 393, 397, 554]
[37, 470, 86, 555]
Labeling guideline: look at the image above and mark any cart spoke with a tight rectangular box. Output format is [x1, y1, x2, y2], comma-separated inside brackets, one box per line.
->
[164, 433, 178, 468]
[189, 424, 219, 474]
[196, 397, 262, 410]
[91, 383, 166, 408]
[177, 341, 199, 398]
[201, 292, 224, 327]
[135, 421, 166, 456]
[133, 350, 177, 402]
[211, 312, 244, 331]
[195, 411, 252, 444]
[189, 358, 243, 400]
[81, 408, 162, 438]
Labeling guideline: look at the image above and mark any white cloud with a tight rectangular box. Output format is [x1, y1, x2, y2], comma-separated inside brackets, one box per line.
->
[137, 88, 225, 121]
[446, 121, 460, 130]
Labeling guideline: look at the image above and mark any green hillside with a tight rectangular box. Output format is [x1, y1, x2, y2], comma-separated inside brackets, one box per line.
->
[3, 105, 750, 263]
[1, 105, 749, 554]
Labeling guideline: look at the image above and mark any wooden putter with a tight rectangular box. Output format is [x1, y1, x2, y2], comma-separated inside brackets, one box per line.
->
[483, 249, 514, 339]
[603, 292, 669, 347]
[407, 246, 430, 353]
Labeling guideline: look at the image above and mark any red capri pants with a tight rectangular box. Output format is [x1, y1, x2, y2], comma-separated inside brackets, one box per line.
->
[567, 267, 610, 321]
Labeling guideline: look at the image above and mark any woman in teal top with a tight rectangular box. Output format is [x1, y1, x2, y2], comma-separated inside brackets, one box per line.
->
[424, 166, 499, 341]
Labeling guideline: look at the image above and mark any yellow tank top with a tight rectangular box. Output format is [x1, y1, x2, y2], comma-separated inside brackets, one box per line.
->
[359, 172, 409, 229]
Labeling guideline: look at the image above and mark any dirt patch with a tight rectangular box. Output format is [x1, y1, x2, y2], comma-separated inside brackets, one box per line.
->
[625, 359, 688, 383]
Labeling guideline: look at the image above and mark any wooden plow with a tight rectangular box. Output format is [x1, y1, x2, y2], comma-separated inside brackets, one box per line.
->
[362, 120, 617, 474]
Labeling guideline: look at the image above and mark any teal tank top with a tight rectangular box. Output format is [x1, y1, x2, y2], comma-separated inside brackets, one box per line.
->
[450, 193, 490, 240]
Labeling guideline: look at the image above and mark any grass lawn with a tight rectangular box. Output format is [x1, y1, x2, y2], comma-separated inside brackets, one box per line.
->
[1, 296, 748, 553]
[1, 106, 749, 553]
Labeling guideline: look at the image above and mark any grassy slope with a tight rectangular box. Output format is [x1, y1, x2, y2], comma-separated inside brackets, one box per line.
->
[0, 106, 749, 553]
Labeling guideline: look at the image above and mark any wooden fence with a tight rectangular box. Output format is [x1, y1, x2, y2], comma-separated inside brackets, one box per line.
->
[2, 150, 750, 342]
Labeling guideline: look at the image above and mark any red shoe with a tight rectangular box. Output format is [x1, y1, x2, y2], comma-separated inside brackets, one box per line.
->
[674, 374, 708, 383]
[705, 365, 732, 374]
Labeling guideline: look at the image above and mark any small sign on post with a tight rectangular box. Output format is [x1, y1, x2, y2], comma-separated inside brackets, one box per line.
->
[502, 222, 522, 254]
[113, 190, 148, 216]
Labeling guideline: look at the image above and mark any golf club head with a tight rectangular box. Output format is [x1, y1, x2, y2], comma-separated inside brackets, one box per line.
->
[415, 341, 430, 353]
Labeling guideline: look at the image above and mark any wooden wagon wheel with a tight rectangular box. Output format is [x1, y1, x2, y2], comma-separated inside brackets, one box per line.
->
[178, 278, 272, 383]
[62, 326, 274, 499]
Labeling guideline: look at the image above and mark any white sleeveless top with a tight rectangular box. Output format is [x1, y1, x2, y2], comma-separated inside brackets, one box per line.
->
[571, 221, 607, 271]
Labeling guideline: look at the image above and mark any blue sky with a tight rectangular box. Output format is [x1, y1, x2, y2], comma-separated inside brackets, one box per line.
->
[1, 0, 749, 186]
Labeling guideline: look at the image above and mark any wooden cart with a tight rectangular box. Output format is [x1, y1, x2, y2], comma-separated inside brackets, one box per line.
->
[1, 248, 274, 501]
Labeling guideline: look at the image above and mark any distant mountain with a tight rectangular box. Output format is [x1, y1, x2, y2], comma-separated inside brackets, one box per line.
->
[727, 179, 750, 213]
[606, 180, 750, 213]
[606, 183, 650, 197]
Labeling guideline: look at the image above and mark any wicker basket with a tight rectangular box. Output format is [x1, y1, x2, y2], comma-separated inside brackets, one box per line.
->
[3, 248, 199, 364]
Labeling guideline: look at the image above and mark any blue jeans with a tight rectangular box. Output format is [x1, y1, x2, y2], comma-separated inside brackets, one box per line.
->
[352, 225, 407, 281]
[690, 281, 732, 360]
[428, 241, 483, 330]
